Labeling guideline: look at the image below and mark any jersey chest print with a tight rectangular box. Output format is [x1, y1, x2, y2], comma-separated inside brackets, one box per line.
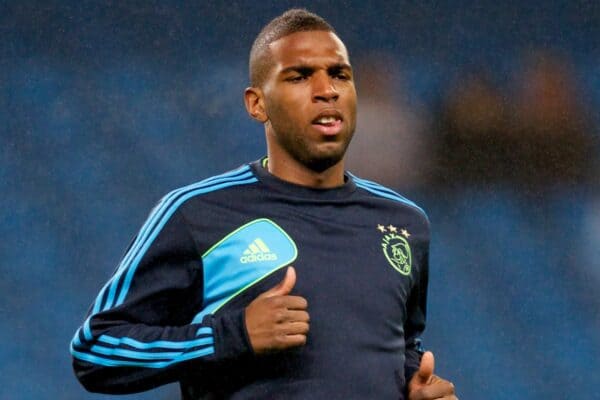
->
[193, 218, 298, 323]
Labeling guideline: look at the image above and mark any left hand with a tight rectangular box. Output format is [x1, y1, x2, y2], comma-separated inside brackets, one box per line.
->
[407, 351, 457, 400]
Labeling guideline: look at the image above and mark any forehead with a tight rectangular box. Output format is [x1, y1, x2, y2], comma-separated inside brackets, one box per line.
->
[268, 30, 350, 69]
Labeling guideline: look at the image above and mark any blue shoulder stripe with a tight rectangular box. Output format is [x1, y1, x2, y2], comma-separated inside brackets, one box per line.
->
[88, 168, 248, 319]
[116, 175, 258, 307]
[72, 167, 255, 367]
[350, 174, 428, 219]
[94, 166, 251, 312]
[101, 165, 254, 312]
[82, 165, 257, 344]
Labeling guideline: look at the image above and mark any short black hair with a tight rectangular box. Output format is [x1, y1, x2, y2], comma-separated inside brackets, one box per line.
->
[249, 9, 335, 87]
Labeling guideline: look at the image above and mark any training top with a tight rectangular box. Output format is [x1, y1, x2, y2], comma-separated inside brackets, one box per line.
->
[71, 159, 429, 399]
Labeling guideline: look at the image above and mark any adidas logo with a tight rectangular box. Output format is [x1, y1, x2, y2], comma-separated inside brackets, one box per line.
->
[240, 238, 278, 264]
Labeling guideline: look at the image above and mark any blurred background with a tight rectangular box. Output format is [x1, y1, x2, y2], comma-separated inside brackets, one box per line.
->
[2, 1, 598, 399]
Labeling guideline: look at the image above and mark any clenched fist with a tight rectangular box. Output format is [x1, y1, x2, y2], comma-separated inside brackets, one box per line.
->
[245, 267, 310, 354]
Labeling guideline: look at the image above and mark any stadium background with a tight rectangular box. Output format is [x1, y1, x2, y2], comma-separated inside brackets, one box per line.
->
[2, 1, 598, 399]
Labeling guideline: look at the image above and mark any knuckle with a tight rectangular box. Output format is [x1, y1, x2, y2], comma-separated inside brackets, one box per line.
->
[274, 310, 285, 322]
[269, 296, 281, 307]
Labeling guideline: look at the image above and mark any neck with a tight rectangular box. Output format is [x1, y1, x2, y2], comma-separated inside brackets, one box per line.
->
[265, 155, 345, 189]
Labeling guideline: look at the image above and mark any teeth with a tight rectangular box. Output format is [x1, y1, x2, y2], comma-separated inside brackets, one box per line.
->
[316, 116, 337, 124]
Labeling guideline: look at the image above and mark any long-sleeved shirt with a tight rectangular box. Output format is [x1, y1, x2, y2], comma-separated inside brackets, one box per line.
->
[71, 159, 429, 399]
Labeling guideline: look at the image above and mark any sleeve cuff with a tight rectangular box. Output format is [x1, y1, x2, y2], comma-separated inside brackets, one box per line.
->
[206, 309, 253, 362]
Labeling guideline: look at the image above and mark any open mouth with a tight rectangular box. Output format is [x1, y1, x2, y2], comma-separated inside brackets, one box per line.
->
[313, 115, 341, 126]
[312, 111, 344, 135]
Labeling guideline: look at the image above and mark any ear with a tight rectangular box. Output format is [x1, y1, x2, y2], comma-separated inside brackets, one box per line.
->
[244, 87, 268, 123]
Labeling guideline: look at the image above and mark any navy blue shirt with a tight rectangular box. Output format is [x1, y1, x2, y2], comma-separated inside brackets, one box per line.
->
[71, 159, 429, 399]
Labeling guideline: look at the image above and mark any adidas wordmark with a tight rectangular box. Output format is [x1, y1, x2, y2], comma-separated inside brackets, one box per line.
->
[240, 238, 278, 264]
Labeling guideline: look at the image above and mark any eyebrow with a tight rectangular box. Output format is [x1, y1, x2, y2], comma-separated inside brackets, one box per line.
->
[280, 63, 352, 75]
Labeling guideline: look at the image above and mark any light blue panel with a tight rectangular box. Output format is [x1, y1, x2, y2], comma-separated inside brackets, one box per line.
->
[192, 219, 297, 323]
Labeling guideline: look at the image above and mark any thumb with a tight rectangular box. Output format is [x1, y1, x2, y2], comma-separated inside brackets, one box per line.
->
[416, 351, 435, 384]
[260, 266, 296, 298]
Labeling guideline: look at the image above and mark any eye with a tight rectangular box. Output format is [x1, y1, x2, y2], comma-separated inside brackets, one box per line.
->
[286, 75, 307, 83]
[330, 69, 351, 81]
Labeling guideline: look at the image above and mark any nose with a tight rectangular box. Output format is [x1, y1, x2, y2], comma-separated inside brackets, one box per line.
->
[312, 71, 339, 103]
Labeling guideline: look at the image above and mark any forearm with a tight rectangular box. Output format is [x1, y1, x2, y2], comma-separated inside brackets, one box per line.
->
[71, 308, 252, 393]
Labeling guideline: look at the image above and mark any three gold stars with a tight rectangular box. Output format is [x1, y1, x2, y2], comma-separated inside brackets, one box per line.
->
[377, 224, 410, 238]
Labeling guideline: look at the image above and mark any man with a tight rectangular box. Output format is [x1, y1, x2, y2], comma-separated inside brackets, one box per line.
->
[71, 9, 457, 399]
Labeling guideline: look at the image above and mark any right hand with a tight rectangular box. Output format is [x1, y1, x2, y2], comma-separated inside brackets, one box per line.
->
[245, 266, 310, 354]
[408, 351, 457, 400]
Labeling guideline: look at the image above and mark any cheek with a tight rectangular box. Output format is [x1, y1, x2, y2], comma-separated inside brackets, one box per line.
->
[266, 94, 304, 126]
[345, 87, 358, 109]
[345, 90, 358, 123]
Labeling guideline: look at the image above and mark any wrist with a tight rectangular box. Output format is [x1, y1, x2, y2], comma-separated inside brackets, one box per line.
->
[207, 309, 254, 362]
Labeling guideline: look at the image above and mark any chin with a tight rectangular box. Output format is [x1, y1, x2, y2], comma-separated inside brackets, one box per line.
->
[303, 152, 345, 173]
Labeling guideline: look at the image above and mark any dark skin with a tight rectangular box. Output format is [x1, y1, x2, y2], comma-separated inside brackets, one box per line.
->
[245, 30, 356, 188]
[244, 30, 457, 400]
[244, 266, 309, 352]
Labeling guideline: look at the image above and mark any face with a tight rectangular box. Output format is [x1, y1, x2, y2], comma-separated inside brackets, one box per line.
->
[253, 30, 357, 173]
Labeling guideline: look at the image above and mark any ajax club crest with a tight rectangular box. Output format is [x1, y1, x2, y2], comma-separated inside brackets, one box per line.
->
[377, 224, 412, 275]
